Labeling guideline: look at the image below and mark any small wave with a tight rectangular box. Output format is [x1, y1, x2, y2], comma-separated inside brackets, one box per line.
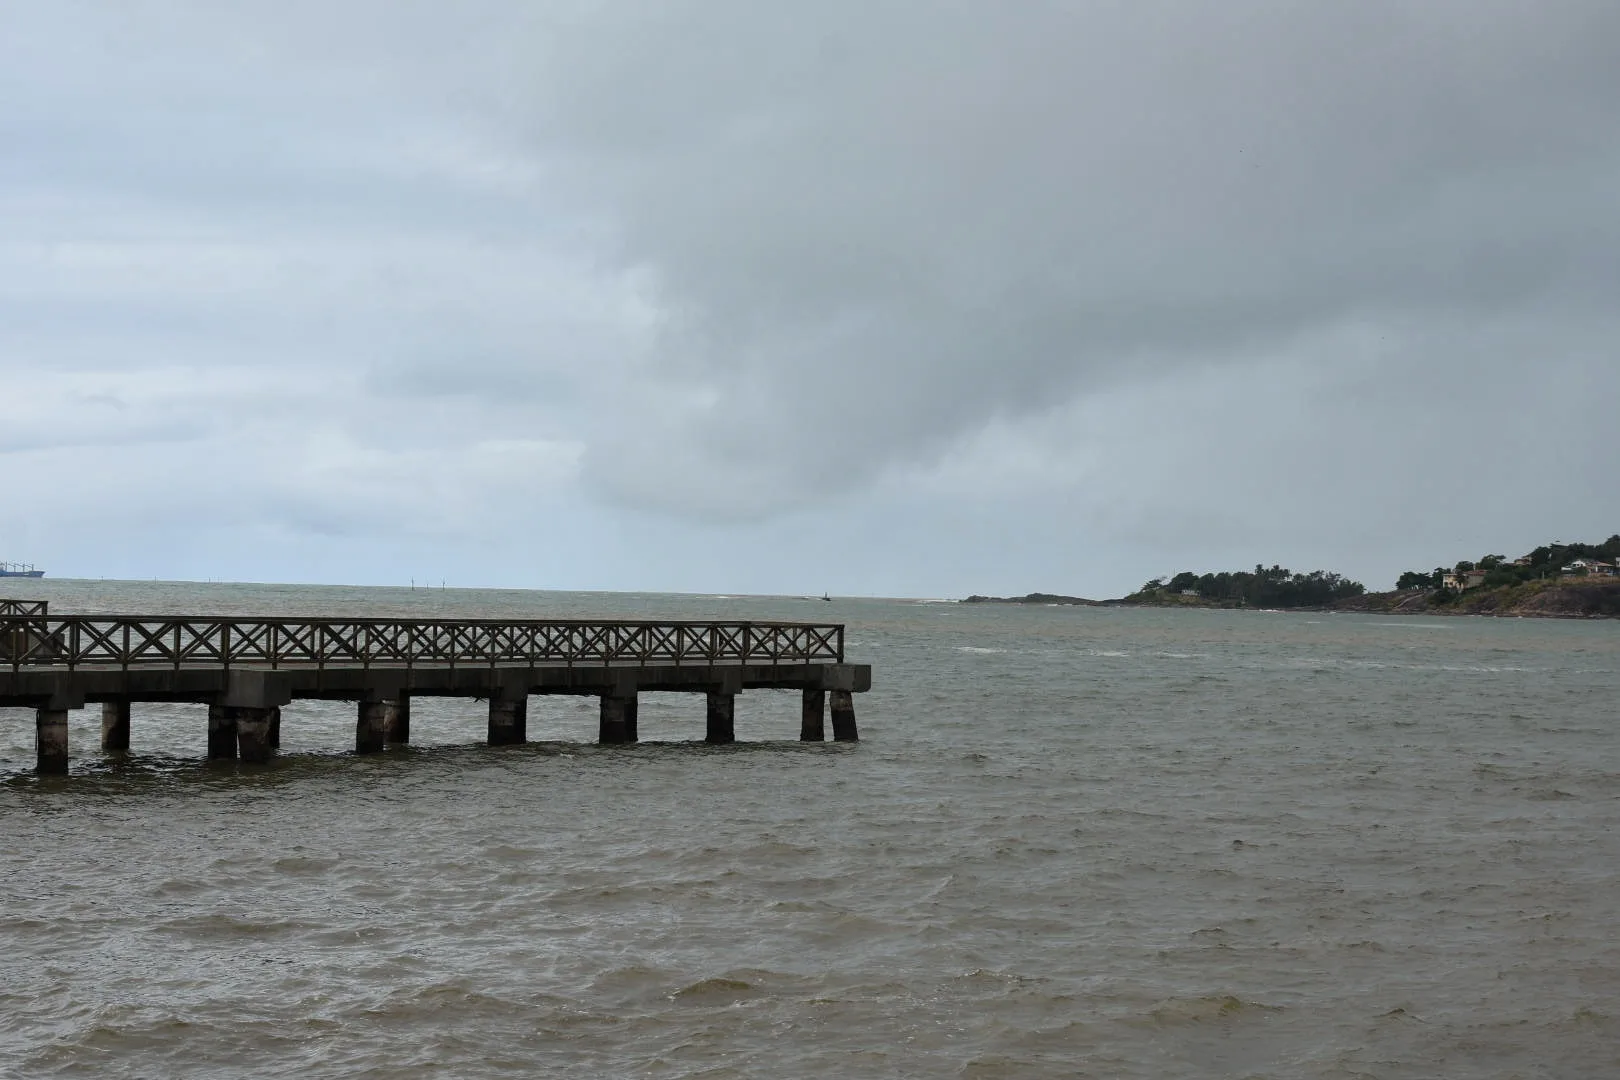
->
[670, 977, 760, 1002]
[952, 968, 1042, 989]
[154, 913, 320, 940]
[667, 977, 787, 1010]
[271, 855, 342, 875]
[908, 875, 956, 905]
[365, 983, 527, 1021]
[1143, 994, 1284, 1026]
[958, 646, 1008, 654]
[1378, 1006, 1425, 1022]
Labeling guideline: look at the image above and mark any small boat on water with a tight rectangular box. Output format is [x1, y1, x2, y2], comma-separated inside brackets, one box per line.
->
[0, 562, 45, 578]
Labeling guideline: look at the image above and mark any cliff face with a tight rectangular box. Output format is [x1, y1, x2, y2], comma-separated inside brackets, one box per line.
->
[1334, 579, 1620, 618]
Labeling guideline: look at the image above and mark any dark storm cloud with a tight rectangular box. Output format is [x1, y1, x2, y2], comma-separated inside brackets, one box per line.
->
[511, 1, 1620, 514]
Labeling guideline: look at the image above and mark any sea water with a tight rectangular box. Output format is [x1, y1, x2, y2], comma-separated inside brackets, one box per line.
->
[2, 580, 1617, 1077]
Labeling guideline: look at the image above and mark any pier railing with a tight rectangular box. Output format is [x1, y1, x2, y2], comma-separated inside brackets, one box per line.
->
[1, 616, 844, 672]
[0, 599, 47, 617]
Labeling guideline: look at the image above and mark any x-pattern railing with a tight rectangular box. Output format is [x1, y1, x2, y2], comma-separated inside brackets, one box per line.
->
[1, 615, 845, 671]
[0, 599, 47, 617]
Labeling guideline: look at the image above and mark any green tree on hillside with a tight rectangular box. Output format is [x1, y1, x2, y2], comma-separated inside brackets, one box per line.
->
[1140, 566, 1365, 607]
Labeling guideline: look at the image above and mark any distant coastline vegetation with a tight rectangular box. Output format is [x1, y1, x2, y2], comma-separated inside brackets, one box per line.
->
[1391, 536, 1620, 593]
[963, 534, 1620, 618]
[1128, 565, 1365, 608]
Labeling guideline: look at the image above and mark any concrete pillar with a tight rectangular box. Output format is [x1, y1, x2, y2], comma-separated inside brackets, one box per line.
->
[385, 694, 411, 744]
[36, 708, 69, 774]
[234, 707, 275, 763]
[207, 704, 238, 761]
[599, 695, 631, 744]
[830, 690, 859, 742]
[267, 707, 281, 749]
[356, 700, 389, 754]
[800, 689, 826, 742]
[102, 701, 131, 752]
[624, 695, 639, 743]
[706, 691, 736, 744]
[488, 696, 527, 745]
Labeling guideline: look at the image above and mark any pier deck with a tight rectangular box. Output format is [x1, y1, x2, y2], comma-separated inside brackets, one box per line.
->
[3, 603, 870, 773]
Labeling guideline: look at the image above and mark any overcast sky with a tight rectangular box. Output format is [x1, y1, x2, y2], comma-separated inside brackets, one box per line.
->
[2, 1, 1617, 598]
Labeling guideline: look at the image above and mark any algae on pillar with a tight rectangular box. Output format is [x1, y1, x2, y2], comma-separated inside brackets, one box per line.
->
[102, 701, 131, 752]
[207, 704, 238, 761]
[830, 690, 859, 742]
[234, 707, 275, 763]
[706, 691, 735, 744]
[488, 696, 527, 745]
[356, 700, 390, 754]
[800, 689, 826, 742]
[599, 694, 632, 744]
[36, 708, 69, 774]
[385, 695, 411, 744]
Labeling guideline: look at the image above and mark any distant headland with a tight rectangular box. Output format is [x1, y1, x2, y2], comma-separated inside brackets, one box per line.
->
[963, 534, 1620, 619]
[962, 592, 1099, 606]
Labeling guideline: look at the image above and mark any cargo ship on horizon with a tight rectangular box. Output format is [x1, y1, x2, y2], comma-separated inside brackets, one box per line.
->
[0, 562, 45, 578]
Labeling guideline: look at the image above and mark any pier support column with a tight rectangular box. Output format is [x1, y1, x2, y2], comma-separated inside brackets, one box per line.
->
[706, 691, 735, 744]
[356, 700, 390, 754]
[234, 707, 275, 763]
[267, 707, 281, 749]
[386, 694, 411, 744]
[488, 696, 527, 746]
[207, 704, 238, 761]
[599, 694, 632, 745]
[624, 695, 639, 743]
[800, 689, 826, 742]
[830, 691, 859, 742]
[102, 701, 131, 752]
[36, 708, 69, 774]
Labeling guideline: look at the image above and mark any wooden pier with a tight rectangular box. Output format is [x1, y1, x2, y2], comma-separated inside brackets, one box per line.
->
[2, 600, 870, 774]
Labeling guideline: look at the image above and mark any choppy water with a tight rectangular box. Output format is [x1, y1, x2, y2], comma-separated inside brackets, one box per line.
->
[3, 580, 1619, 1078]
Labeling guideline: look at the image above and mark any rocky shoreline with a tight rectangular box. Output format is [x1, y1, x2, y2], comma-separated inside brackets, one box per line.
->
[963, 579, 1620, 619]
[1328, 579, 1620, 619]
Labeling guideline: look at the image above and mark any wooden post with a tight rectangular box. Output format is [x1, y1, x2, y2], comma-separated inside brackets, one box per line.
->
[207, 704, 238, 760]
[599, 695, 630, 744]
[488, 696, 527, 745]
[706, 691, 735, 744]
[624, 695, 639, 743]
[101, 701, 131, 752]
[830, 690, 859, 742]
[267, 706, 281, 749]
[386, 694, 411, 744]
[36, 708, 69, 774]
[356, 700, 389, 754]
[235, 707, 274, 763]
[800, 689, 826, 742]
